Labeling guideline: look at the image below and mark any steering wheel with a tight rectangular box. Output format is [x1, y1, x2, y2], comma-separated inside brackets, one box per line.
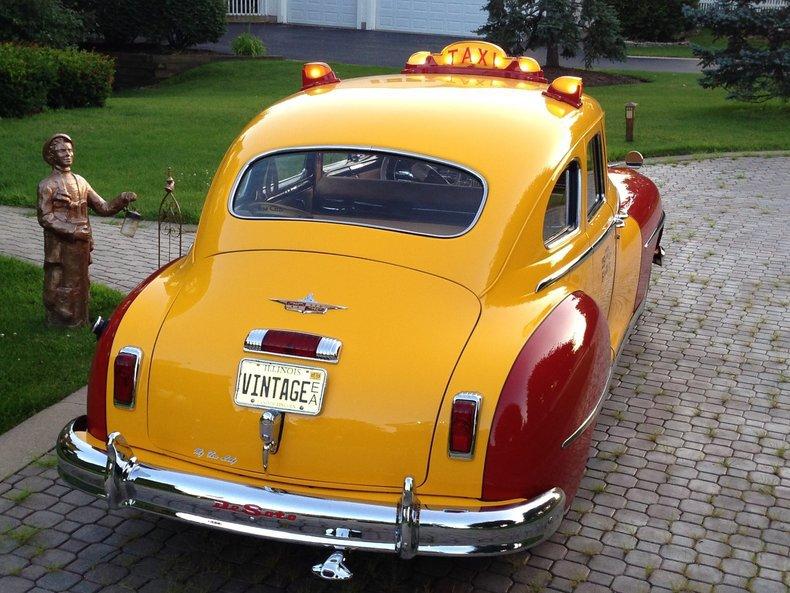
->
[263, 161, 279, 198]
[380, 157, 450, 184]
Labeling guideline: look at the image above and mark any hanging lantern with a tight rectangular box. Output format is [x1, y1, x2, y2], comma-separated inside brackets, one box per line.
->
[120, 207, 141, 237]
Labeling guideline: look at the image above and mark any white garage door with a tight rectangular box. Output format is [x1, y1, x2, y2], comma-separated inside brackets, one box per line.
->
[288, 0, 357, 28]
[376, 0, 487, 36]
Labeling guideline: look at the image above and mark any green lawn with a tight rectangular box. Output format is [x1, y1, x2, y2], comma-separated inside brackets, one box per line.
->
[0, 256, 123, 435]
[0, 60, 787, 223]
[626, 30, 725, 58]
[591, 71, 789, 159]
[0, 61, 390, 224]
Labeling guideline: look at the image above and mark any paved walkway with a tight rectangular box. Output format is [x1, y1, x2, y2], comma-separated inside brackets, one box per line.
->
[0, 209, 195, 294]
[199, 23, 701, 73]
[0, 156, 788, 592]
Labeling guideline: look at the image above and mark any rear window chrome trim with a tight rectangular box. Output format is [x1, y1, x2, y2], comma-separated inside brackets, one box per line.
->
[226, 145, 489, 239]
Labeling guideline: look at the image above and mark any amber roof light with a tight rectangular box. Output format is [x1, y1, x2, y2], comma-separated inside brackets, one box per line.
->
[543, 76, 584, 109]
[301, 62, 340, 91]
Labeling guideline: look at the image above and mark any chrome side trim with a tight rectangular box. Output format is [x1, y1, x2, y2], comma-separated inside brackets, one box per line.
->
[561, 369, 613, 449]
[114, 346, 142, 410]
[562, 298, 648, 449]
[644, 210, 666, 248]
[562, 296, 648, 449]
[536, 220, 617, 292]
[57, 417, 566, 557]
[614, 298, 646, 368]
[227, 145, 489, 240]
[448, 392, 482, 460]
[243, 329, 342, 364]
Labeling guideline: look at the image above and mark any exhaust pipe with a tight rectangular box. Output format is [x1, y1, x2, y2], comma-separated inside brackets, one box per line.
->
[92, 316, 109, 340]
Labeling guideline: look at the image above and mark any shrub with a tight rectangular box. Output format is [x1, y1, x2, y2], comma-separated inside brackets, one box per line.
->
[152, 0, 227, 50]
[0, 44, 114, 117]
[65, 0, 226, 50]
[0, 44, 56, 117]
[610, 0, 697, 42]
[93, 0, 150, 47]
[231, 32, 267, 57]
[45, 48, 114, 108]
[0, 0, 85, 47]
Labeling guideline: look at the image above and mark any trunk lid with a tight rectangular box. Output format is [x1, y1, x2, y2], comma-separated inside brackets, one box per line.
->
[147, 251, 480, 488]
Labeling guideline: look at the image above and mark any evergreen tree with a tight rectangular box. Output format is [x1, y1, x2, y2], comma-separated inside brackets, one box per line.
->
[684, 0, 788, 102]
[478, 0, 626, 69]
[610, 0, 697, 42]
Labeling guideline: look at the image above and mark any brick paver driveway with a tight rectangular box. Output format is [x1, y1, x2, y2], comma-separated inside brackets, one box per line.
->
[0, 156, 788, 593]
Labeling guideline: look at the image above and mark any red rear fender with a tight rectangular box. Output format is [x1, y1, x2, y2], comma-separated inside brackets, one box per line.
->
[482, 291, 611, 504]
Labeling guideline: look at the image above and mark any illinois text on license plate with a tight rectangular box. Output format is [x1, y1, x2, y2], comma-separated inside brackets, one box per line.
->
[234, 359, 327, 415]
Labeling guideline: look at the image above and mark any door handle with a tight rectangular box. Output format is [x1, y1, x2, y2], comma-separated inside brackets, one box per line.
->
[614, 213, 628, 228]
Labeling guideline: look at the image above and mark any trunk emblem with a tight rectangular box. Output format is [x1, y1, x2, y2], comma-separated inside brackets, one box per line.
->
[271, 293, 346, 315]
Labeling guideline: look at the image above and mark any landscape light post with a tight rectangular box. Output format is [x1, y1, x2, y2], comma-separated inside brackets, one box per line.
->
[625, 101, 638, 142]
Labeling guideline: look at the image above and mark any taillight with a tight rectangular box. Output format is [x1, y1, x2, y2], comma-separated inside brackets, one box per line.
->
[448, 393, 481, 458]
[113, 347, 141, 408]
[86, 259, 180, 442]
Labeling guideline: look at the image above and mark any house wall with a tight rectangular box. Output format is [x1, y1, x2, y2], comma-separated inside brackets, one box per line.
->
[266, 0, 485, 36]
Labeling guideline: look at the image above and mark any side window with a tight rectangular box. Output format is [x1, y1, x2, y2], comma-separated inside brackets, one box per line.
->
[543, 162, 580, 245]
[586, 134, 605, 218]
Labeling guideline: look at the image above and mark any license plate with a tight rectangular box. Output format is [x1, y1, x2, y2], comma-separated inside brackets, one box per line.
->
[234, 358, 327, 415]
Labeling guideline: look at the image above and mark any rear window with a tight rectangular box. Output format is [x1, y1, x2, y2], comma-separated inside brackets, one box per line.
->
[230, 150, 486, 237]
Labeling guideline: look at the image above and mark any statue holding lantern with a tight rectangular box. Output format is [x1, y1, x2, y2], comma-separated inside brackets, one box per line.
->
[37, 133, 137, 327]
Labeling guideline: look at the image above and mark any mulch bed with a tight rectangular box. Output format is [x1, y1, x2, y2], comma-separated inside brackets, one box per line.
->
[543, 67, 645, 86]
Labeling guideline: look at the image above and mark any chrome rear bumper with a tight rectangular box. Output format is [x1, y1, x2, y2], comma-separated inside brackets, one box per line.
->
[57, 416, 565, 557]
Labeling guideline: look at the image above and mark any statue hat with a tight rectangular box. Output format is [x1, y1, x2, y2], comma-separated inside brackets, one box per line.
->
[42, 133, 73, 166]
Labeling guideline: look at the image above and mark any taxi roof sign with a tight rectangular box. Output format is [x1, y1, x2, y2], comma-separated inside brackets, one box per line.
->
[402, 41, 547, 84]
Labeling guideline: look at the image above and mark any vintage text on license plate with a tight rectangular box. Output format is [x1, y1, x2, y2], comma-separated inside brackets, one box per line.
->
[234, 359, 327, 415]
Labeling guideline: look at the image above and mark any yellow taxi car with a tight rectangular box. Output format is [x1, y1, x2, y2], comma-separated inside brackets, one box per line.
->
[57, 41, 665, 580]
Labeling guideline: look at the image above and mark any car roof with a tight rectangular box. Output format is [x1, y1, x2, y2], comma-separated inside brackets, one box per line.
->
[195, 73, 605, 295]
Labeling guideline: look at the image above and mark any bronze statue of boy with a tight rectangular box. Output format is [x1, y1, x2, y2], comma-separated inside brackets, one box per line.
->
[37, 133, 137, 327]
